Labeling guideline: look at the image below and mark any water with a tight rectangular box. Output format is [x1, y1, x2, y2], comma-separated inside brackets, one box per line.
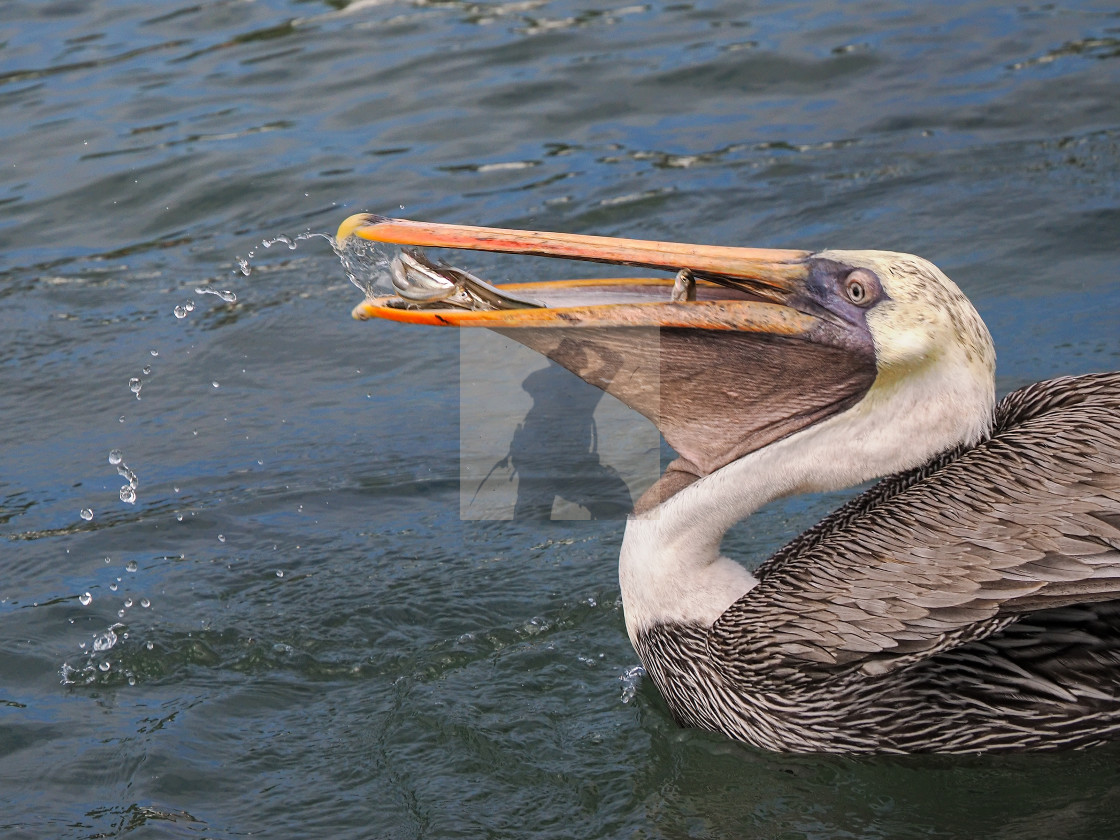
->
[2, 0, 1119, 837]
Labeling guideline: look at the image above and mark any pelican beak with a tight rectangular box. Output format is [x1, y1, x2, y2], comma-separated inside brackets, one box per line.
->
[337, 213, 809, 284]
[337, 214, 878, 505]
[336, 213, 817, 334]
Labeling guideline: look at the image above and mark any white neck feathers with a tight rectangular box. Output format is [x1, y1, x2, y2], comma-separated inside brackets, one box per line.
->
[618, 249, 997, 644]
[619, 348, 993, 642]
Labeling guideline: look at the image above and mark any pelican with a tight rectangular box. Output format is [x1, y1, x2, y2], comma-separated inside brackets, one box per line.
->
[336, 213, 1120, 754]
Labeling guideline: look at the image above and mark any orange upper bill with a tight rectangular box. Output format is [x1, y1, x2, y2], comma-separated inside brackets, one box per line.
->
[337, 213, 809, 287]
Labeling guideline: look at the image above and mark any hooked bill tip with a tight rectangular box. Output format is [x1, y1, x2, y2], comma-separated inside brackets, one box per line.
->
[335, 213, 389, 244]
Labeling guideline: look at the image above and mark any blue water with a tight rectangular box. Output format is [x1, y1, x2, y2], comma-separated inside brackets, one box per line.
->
[1, 1, 1119, 837]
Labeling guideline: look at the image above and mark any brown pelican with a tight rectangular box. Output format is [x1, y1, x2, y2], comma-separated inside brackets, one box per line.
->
[336, 213, 1120, 754]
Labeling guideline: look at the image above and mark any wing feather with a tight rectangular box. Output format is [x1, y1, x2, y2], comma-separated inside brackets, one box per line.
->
[708, 372, 1120, 688]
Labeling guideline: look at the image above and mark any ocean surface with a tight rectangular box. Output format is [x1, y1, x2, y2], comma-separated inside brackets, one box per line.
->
[2, 1, 1119, 837]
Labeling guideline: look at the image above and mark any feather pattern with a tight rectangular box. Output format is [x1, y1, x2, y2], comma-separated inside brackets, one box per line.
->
[636, 372, 1120, 753]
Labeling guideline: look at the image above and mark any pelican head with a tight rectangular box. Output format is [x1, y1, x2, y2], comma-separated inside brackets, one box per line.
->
[796, 249, 997, 490]
[337, 215, 996, 508]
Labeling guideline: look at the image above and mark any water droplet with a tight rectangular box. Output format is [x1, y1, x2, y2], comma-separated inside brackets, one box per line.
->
[80, 508, 93, 521]
[120, 486, 137, 504]
[142, 365, 152, 375]
[119, 415, 126, 423]
[263, 235, 293, 250]
[128, 377, 142, 395]
[117, 609, 125, 618]
[108, 449, 123, 466]
[140, 598, 150, 608]
[109, 583, 118, 592]
[184, 300, 195, 312]
[237, 257, 251, 276]
[99, 661, 110, 672]
[104, 556, 111, 565]
[145, 640, 154, 650]
[124, 598, 133, 608]
[93, 628, 118, 652]
[217, 534, 225, 542]
[125, 560, 137, 573]
[174, 305, 187, 319]
[196, 286, 239, 303]
[175, 512, 184, 522]
[128, 675, 137, 686]
[619, 665, 645, 704]
[212, 381, 220, 389]
[275, 570, 284, 578]
[79, 592, 92, 606]
[150, 349, 159, 357]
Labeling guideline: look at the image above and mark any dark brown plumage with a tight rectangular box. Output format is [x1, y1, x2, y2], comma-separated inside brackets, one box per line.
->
[637, 372, 1120, 753]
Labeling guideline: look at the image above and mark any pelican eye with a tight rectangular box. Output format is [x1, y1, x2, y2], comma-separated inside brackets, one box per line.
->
[843, 269, 876, 306]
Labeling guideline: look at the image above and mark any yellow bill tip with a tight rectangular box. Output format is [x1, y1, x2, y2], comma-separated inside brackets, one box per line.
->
[335, 212, 383, 244]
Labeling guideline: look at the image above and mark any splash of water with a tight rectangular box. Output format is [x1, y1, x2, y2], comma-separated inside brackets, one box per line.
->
[262, 234, 299, 250]
[232, 228, 396, 299]
[619, 664, 645, 704]
[60, 622, 129, 686]
[110, 449, 139, 505]
[235, 231, 333, 278]
[331, 233, 394, 298]
[62, 565, 156, 687]
[92, 627, 118, 653]
[195, 287, 238, 303]
[175, 226, 395, 327]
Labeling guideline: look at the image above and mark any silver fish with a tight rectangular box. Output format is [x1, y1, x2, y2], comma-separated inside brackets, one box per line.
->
[390, 249, 542, 310]
[391, 251, 460, 302]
